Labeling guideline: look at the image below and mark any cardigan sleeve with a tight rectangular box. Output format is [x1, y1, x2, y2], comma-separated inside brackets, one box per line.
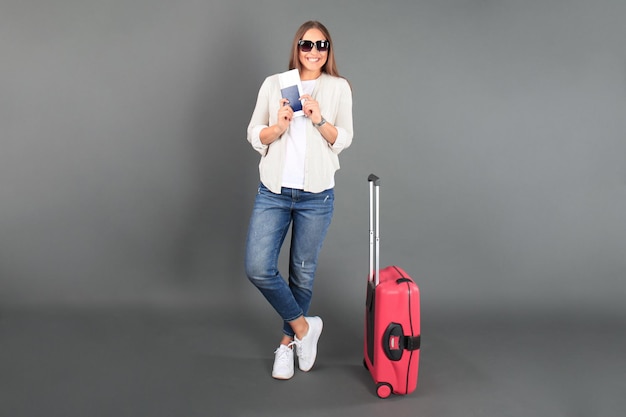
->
[328, 78, 353, 155]
[246, 77, 272, 156]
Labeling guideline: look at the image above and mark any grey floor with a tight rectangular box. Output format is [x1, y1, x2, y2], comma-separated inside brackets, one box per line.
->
[1, 306, 624, 417]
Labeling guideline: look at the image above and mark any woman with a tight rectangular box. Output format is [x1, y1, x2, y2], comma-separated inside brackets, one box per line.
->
[245, 21, 353, 380]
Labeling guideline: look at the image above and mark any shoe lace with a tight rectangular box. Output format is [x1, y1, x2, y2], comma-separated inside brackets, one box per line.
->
[275, 343, 295, 363]
[290, 338, 306, 360]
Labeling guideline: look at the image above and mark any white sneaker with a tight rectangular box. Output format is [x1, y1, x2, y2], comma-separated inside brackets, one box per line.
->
[272, 344, 294, 380]
[293, 316, 323, 372]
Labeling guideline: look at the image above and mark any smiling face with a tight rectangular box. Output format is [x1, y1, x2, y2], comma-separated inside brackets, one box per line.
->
[298, 28, 328, 80]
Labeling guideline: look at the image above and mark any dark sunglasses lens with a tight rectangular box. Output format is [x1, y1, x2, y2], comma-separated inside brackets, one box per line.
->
[299, 40, 329, 52]
[299, 40, 314, 52]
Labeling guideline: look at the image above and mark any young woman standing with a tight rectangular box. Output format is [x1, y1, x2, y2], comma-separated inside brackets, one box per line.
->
[245, 21, 353, 379]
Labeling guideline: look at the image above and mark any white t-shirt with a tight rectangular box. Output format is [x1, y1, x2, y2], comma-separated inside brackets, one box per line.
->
[281, 79, 316, 189]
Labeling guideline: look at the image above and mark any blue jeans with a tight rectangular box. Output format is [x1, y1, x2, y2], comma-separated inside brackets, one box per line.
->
[245, 183, 334, 337]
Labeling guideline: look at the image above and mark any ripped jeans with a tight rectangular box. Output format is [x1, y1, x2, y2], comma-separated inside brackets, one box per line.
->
[245, 183, 334, 337]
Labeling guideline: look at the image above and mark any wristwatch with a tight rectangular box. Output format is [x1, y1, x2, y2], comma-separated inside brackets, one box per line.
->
[313, 117, 327, 128]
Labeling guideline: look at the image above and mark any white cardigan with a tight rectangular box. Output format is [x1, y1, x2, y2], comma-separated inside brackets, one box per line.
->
[247, 72, 353, 194]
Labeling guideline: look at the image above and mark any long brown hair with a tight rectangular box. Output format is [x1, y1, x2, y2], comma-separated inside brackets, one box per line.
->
[288, 21, 340, 77]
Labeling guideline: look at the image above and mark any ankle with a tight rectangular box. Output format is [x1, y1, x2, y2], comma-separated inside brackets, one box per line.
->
[289, 316, 310, 340]
[280, 335, 294, 347]
[295, 322, 310, 340]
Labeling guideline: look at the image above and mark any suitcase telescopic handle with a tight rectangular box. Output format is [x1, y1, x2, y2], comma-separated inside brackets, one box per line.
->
[368, 174, 381, 286]
[368, 174, 380, 186]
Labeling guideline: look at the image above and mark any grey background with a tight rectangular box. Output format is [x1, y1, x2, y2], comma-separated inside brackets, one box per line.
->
[1, 1, 625, 416]
[3, 0, 624, 314]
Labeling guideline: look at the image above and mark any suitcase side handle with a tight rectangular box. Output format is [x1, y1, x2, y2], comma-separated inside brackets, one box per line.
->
[383, 323, 421, 361]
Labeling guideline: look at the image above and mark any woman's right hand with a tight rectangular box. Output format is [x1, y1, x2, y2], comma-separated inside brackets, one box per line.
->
[276, 98, 293, 135]
[260, 98, 294, 145]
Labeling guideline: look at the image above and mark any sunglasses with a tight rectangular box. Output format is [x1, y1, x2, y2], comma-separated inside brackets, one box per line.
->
[298, 39, 330, 53]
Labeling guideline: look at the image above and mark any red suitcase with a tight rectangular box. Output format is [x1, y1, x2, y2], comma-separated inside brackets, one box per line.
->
[364, 174, 421, 399]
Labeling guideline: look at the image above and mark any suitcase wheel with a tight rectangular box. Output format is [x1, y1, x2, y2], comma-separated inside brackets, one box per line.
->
[376, 382, 393, 399]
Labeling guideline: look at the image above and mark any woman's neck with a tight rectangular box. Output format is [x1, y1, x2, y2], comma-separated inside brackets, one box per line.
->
[300, 70, 322, 81]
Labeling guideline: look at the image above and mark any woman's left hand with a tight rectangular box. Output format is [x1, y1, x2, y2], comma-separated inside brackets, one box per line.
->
[300, 94, 323, 125]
